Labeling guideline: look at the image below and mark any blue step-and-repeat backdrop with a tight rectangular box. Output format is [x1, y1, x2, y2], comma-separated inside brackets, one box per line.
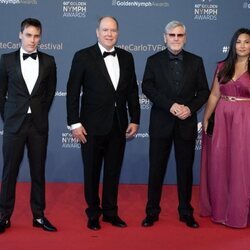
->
[0, 0, 249, 184]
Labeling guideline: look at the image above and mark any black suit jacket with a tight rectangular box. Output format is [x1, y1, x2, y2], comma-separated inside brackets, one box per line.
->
[142, 49, 209, 140]
[66, 43, 140, 135]
[0, 50, 57, 133]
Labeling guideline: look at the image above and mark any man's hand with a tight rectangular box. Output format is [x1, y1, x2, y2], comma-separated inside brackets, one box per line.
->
[72, 126, 87, 143]
[170, 103, 191, 120]
[126, 123, 139, 138]
[170, 103, 184, 116]
[176, 106, 191, 120]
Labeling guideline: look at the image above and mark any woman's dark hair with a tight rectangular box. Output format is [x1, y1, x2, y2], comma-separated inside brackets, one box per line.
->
[218, 28, 250, 84]
[20, 18, 42, 34]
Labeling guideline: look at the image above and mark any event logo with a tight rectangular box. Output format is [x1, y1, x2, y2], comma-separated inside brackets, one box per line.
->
[194, 0, 218, 21]
[112, 0, 169, 8]
[0, 0, 37, 4]
[222, 46, 229, 53]
[55, 91, 67, 97]
[62, 131, 81, 148]
[55, 91, 82, 98]
[139, 93, 151, 110]
[39, 43, 63, 50]
[0, 41, 63, 50]
[62, 1, 87, 18]
[195, 122, 203, 150]
[117, 43, 165, 52]
[243, 1, 250, 8]
[0, 42, 20, 50]
[134, 132, 149, 138]
[137, 80, 151, 110]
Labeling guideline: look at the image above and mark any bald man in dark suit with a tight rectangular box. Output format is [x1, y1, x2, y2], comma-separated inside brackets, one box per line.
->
[67, 16, 140, 230]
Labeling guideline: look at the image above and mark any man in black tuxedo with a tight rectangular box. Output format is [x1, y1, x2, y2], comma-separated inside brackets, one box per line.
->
[0, 18, 57, 233]
[67, 16, 140, 230]
[141, 20, 209, 228]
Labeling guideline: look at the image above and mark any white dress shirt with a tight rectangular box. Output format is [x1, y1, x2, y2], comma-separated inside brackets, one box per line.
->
[98, 43, 120, 90]
[20, 47, 39, 113]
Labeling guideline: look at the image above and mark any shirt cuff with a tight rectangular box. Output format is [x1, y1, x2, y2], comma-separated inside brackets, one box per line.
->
[67, 123, 82, 130]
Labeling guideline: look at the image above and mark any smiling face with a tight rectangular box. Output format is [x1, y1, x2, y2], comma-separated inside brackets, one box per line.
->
[19, 25, 41, 53]
[164, 25, 186, 55]
[96, 17, 119, 51]
[235, 33, 250, 58]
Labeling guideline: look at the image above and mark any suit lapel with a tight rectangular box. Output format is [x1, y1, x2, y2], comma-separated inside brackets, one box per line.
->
[159, 50, 177, 95]
[178, 50, 188, 95]
[161, 50, 172, 81]
[92, 44, 115, 91]
[15, 50, 30, 95]
[116, 48, 123, 91]
[31, 51, 44, 95]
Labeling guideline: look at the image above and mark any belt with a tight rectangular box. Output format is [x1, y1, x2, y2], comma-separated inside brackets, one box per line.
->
[220, 95, 250, 102]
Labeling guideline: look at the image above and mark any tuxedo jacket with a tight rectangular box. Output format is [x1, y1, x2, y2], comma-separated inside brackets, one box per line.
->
[142, 49, 209, 140]
[67, 43, 140, 135]
[0, 50, 57, 134]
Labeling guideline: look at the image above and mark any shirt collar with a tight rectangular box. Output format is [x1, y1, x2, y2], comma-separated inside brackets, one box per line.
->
[167, 49, 183, 61]
[98, 43, 115, 55]
[20, 47, 38, 58]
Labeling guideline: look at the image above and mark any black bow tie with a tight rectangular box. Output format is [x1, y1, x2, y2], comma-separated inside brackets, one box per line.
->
[169, 53, 183, 61]
[103, 50, 116, 58]
[23, 52, 38, 60]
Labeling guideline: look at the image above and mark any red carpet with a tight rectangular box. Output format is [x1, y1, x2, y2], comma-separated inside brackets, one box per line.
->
[0, 183, 250, 250]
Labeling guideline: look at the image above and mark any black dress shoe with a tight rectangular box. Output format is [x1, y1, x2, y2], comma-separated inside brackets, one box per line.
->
[179, 215, 199, 228]
[141, 215, 159, 227]
[87, 218, 101, 230]
[0, 218, 11, 233]
[33, 217, 57, 232]
[102, 215, 127, 228]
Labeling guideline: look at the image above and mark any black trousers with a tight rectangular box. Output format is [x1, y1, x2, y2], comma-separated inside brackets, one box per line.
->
[146, 127, 195, 218]
[81, 115, 126, 219]
[0, 115, 48, 219]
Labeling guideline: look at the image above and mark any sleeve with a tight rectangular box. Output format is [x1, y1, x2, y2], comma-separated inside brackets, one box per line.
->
[66, 52, 84, 126]
[127, 54, 140, 124]
[187, 57, 210, 114]
[46, 56, 57, 111]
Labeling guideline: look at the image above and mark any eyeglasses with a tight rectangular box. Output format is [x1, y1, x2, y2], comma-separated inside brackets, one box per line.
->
[167, 33, 185, 38]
